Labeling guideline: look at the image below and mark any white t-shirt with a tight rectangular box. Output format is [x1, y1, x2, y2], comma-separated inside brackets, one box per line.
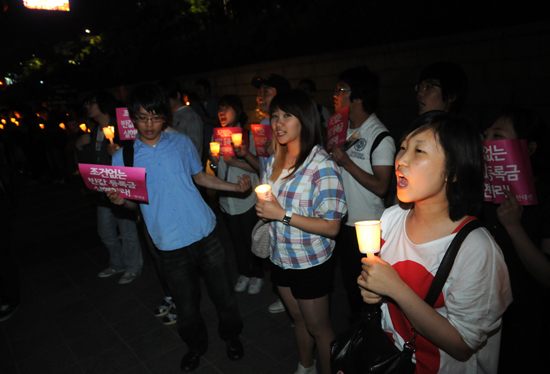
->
[378, 206, 512, 374]
[340, 113, 395, 225]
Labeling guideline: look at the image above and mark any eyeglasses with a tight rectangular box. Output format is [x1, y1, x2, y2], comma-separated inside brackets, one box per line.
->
[415, 83, 441, 92]
[334, 87, 351, 95]
[134, 115, 164, 124]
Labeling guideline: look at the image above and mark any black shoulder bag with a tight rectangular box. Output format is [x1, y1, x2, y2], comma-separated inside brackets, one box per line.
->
[331, 219, 481, 374]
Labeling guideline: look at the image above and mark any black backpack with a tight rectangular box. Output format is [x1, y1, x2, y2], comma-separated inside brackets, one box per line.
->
[369, 131, 397, 208]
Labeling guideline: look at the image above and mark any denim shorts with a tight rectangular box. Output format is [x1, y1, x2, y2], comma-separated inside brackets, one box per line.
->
[270, 255, 335, 300]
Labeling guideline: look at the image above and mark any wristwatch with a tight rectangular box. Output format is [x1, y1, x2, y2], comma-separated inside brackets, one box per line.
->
[209, 162, 217, 170]
[282, 211, 293, 225]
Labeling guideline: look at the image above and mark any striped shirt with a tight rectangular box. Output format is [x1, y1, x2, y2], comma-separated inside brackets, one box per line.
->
[262, 145, 347, 269]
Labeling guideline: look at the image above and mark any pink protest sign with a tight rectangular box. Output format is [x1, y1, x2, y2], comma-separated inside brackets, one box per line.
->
[325, 106, 350, 152]
[483, 139, 537, 205]
[78, 163, 148, 202]
[251, 124, 272, 157]
[116, 107, 138, 140]
[213, 127, 243, 156]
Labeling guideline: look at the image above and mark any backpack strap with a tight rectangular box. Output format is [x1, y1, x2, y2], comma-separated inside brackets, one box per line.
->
[424, 219, 482, 306]
[369, 131, 391, 167]
[122, 143, 134, 167]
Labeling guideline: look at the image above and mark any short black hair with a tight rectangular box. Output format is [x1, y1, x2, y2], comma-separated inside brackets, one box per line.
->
[418, 62, 468, 114]
[94, 91, 117, 117]
[299, 78, 317, 92]
[158, 78, 186, 101]
[126, 84, 171, 124]
[195, 78, 211, 93]
[402, 111, 483, 221]
[338, 66, 379, 114]
[217, 95, 248, 126]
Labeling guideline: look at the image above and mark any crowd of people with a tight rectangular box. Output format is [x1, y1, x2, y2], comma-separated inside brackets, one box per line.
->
[1, 61, 549, 374]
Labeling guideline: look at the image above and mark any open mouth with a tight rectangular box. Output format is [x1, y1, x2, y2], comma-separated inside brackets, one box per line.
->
[396, 172, 408, 188]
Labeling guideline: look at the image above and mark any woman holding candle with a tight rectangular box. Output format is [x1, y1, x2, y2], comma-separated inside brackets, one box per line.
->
[209, 95, 264, 294]
[481, 107, 550, 372]
[255, 89, 347, 374]
[357, 111, 512, 373]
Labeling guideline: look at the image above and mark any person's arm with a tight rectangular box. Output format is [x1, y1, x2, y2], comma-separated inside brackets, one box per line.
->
[224, 155, 257, 173]
[192, 170, 251, 192]
[331, 146, 393, 197]
[357, 257, 475, 361]
[497, 189, 550, 287]
[255, 191, 341, 238]
[106, 190, 139, 211]
[234, 145, 261, 172]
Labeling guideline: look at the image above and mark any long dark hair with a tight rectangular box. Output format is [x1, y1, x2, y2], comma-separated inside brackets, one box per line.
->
[217, 95, 248, 127]
[268, 89, 321, 181]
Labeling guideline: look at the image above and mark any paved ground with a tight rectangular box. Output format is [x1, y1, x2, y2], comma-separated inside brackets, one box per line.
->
[0, 175, 352, 374]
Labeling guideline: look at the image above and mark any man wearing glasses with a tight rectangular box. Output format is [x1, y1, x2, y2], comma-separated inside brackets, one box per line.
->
[415, 61, 468, 115]
[76, 92, 143, 285]
[331, 66, 396, 323]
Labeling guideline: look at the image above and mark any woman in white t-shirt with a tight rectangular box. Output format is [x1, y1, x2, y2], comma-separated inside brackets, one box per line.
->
[357, 111, 512, 374]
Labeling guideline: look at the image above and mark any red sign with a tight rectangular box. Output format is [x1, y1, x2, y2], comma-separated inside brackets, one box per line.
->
[483, 139, 537, 205]
[79, 163, 148, 203]
[251, 124, 272, 157]
[325, 106, 349, 152]
[213, 127, 243, 156]
[116, 108, 138, 140]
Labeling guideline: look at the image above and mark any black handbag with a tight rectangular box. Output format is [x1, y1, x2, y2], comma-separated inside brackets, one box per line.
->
[330, 220, 481, 374]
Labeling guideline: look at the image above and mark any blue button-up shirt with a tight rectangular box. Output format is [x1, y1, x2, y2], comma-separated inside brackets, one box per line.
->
[112, 132, 216, 251]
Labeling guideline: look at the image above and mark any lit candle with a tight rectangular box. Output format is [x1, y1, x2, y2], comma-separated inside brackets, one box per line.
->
[255, 184, 272, 201]
[39, 123, 45, 129]
[210, 142, 220, 156]
[231, 133, 242, 147]
[0, 124, 3, 130]
[355, 220, 381, 258]
[59, 123, 66, 130]
[10, 118, 16, 123]
[102, 126, 115, 143]
[1, 119, 6, 124]
[79, 123, 88, 132]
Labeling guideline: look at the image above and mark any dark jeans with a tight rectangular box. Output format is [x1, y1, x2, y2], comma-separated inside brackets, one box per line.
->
[221, 206, 264, 279]
[335, 224, 365, 319]
[158, 228, 243, 352]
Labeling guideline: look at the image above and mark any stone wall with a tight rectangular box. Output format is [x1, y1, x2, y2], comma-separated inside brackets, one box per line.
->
[120, 21, 550, 140]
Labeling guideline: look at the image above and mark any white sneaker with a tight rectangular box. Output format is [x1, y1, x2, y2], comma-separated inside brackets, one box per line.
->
[247, 277, 263, 294]
[268, 298, 285, 313]
[98, 268, 125, 278]
[294, 360, 318, 374]
[234, 275, 250, 292]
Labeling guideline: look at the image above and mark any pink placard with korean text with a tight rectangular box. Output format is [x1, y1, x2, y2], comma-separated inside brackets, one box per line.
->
[325, 106, 349, 152]
[213, 127, 243, 156]
[79, 163, 148, 202]
[116, 107, 138, 140]
[251, 124, 272, 157]
[483, 139, 537, 205]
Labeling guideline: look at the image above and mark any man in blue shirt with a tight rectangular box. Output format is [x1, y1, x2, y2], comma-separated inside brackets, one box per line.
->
[108, 84, 251, 372]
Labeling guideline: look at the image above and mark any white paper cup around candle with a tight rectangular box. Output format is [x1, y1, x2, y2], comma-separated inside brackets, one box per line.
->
[355, 220, 381, 258]
[210, 142, 220, 156]
[255, 184, 272, 201]
[231, 133, 242, 147]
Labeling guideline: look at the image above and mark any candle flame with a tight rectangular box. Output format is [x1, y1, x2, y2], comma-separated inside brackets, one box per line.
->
[79, 123, 88, 132]
[59, 123, 66, 130]
[39, 123, 45, 129]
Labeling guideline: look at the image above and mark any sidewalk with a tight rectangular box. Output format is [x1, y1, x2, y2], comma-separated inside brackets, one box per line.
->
[0, 176, 350, 374]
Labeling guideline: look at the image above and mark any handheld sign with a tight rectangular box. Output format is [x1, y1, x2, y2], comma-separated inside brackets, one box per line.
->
[251, 124, 272, 157]
[483, 139, 537, 205]
[116, 107, 138, 140]
[325, 106, 349, 152]
[79, 163, 148, 203]
[213, 127, 243, 156]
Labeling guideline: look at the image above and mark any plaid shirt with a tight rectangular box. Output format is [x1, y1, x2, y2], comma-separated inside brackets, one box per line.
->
[262, 145, 347, 269]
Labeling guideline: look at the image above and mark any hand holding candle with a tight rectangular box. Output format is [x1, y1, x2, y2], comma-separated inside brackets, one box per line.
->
[210, 142, 220, 156]
[255, 184, 272, 202]
[102, 126, 115, 144]
[355, 220, 381, 258]
[231, 133, 242, 147]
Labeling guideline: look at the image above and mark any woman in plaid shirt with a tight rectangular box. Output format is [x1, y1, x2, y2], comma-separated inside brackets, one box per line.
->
[256, 89, 347, 374]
